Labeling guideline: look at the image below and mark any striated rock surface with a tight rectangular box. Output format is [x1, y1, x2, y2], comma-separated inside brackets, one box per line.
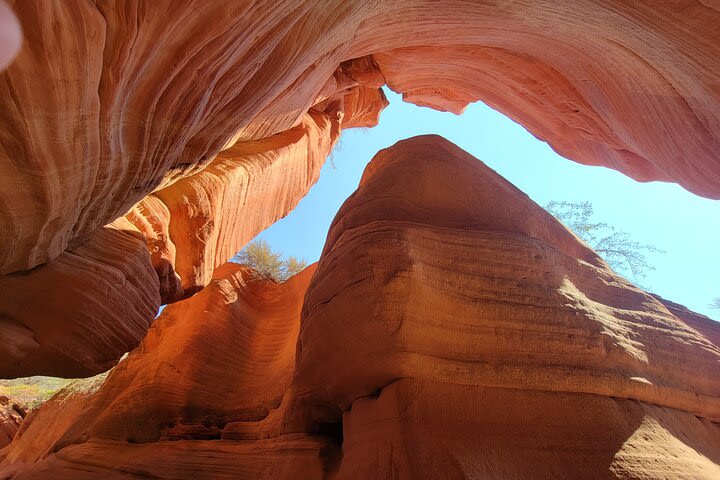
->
[0, 263, 339, 479]
[0, 396, 24, 449]
[290, 135, 720, 478]
[2, 0, 720, 276]
[125, 100, 378, 304]
[124, 111, 337, 303]
[2, 136, 718, 479]
[2, 1, 720, 376]
[0, 57, 385, 377]
[0, 218, 161, 378]
[295, 136, 720, 420]
[337, 380, 720, 479]
[122, 64, 386, 304]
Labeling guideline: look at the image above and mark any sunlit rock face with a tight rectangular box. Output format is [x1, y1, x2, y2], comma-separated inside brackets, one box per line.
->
[0, 0, 719, 473]
[2, 137, 718, 479]
[0, 396, 24, 449]
[124, 110, 338, 304]
[292, 135, 720, 478]
[0, 264, 336, 479]
[296, 136, 720, 417]
[124, 102, 382, 304]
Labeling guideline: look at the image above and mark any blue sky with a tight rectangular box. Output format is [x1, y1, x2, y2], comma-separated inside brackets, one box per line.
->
[254, 88, 720, 319]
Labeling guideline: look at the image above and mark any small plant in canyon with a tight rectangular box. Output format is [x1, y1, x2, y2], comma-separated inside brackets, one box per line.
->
[710, 298, 720, 310]
[546, 201, 664, 285]
[232, 240, 307, 282]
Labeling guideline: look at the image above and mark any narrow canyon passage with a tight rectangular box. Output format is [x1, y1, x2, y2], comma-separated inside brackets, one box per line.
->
[0, 1, 719, 478]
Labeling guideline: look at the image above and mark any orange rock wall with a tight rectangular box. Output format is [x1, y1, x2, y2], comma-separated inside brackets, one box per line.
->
[0, 264, 337, 479]
[0, 58, 386, 377]
[125, 104, 371, 303]
[337, 379, 720, 479]
[294, 136, 720, 424]
[1, 0, 720, 474]
[289, 136, 720, 477]
[0, 219, 161, 378]
[2, 136, 718, 479]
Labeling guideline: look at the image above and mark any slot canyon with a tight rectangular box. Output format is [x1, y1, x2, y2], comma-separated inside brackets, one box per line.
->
[0, 1, 719, 479]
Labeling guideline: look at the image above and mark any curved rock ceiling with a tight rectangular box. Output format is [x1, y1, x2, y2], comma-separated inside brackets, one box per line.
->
[2, 0, 720, 271]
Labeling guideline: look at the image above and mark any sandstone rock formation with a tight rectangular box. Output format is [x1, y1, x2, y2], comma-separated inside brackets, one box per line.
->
[2, 0, 720, 274]
[0, 263, 337, 479]
[0, 396, 24, 450]
[1, 0, 720, 377]
[0, 56, 385, 378]
[295, 135, 720, 418]
[125, 107, 361, 303]
[0, 218, 161, 378]
[291, 135, 720, 477]
[2, 136, 718, 479]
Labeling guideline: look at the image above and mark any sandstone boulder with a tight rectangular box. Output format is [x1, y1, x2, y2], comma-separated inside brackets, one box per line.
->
[291, 135, 720, 478]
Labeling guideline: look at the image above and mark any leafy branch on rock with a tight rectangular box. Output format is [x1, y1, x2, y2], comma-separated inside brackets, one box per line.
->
[546, 201, 664, 285]
[231, 239, 307, 282]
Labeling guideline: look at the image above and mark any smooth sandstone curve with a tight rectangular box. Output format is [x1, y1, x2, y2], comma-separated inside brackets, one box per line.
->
[292, 135, 720, 477]
[0, 58, 387, 377]
[0, 218, 161, 379]
[0, 264, 339, 480]
[296, 135, 720, 419]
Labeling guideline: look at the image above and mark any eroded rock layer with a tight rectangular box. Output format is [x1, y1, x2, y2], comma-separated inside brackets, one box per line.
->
[337, 379, 720, 479]
[0, 58, 386, 377]
[294, 136, 720, 422]
[2, 136, 718, 479]
[0, 218, 161, 378]
[0, 263, 338, 479]
[2, 0, 720, 377]
[290, 135, 720, 478]
[127, 108, 341, 303]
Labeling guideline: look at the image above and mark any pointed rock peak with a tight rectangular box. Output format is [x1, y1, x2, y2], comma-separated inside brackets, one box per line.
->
[326, 134, 602, 267]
